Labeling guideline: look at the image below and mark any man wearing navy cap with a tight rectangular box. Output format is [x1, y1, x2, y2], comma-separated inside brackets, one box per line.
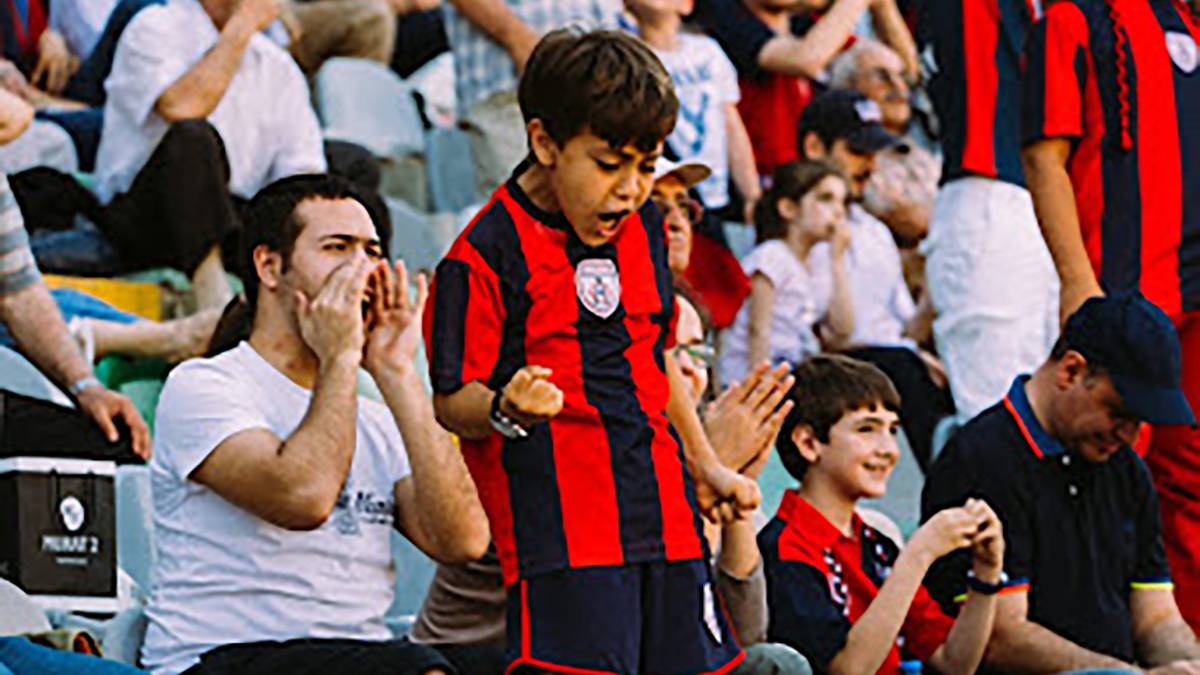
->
[921, 293, 1200, 672]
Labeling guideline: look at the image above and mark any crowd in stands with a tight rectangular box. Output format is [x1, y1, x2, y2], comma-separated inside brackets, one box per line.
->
[1, 0, 1200, 674]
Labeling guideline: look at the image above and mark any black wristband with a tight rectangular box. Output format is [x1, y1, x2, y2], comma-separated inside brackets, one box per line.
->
[965, 569, 1008, 596]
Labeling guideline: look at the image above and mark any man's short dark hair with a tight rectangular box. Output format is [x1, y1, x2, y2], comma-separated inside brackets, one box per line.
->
[777, 355, 902, 482]
[241, 174, 379, 311]
[518, 28, 678, 152]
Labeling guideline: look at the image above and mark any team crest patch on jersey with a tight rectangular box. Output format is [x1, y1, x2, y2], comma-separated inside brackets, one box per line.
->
[575, 259, 622, 319]
[1167, 32, 1198, 74]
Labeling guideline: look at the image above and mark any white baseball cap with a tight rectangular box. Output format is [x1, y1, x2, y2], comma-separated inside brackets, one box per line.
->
[653, 157, 712, 189]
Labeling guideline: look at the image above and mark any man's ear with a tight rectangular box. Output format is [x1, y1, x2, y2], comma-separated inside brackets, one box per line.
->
[801, 132, 827, 161]
[792, 424, 822, 465]
[1055, 350, 1089, 390]
[528, 118, 559, 168]
[253, 245, 283, 295]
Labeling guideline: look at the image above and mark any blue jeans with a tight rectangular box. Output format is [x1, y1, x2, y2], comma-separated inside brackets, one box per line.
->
[0, 288, 139, 348]
[0, 637, 143, 674]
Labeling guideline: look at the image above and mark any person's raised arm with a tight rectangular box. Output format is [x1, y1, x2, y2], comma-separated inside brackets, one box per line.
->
[746, 272, 775, 370]
[154, 0, 280, 121]
[190, 259, 373, 530]
[444, 0, 539, 72]
[363, 261, 489, 563]
[926, 500, 1003, 675]
[826, 506, 983, 675]
[820, 221, 854, 349]
[756, 0, 872, 79]
[1022, 138, 1103, 323]
[725, 104, 761, 223]
[869, 0, 918, 81]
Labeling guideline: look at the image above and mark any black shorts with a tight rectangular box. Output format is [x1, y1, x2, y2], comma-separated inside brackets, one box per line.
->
[505, 559, 744, 674]
[183, 636, 453, 675]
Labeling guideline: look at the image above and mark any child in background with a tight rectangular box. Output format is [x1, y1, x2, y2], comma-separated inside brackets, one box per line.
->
[624, 0, 761, 222]
[718, 160, 853, 388]
[761, 354, 1003, 674]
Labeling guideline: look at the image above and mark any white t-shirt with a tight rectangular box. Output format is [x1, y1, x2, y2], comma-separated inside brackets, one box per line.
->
[653, 33, 739, 209]
[142, 342, 411, 675]
[93, 0, 326, 202]
[844, 205, 916, 348]
[719, 239, 832, 386]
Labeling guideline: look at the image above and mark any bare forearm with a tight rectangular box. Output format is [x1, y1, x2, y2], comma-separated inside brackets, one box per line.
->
[433, 381, 496, 440]
[667, 353, 721, 473]
[870, 0, 919, 80]
[758, 0, 871, 78]
[1022, 144, 1099, 298]
[0, 282, 92, 388]
[1139, 620, 1200, 666]
[718, 518, 761, 579]
[935, 591, 997, 674]
[824, 255, 855, 345]
[155, 20, 255, 121]
[726, 108, 761, 210]
[375, 366, 488, 559]
[828, 549, 929, 675]
[278, 355, 360, 497]
[986, 618, 1132, 673]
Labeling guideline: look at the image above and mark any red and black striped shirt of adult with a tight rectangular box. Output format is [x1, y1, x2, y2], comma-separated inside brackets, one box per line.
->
[422, 165, 706, 586]
[921, 0, 1043, 186]
[1023, 0, 1200, 316]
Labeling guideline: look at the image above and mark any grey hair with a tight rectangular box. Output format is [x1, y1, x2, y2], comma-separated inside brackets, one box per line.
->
[828, 38, 895, 90]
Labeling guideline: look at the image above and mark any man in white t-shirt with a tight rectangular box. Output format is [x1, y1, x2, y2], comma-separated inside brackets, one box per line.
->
[92, 0, 326, 310]
[797, 89, 953, 471]
[143, 174, 490, 675]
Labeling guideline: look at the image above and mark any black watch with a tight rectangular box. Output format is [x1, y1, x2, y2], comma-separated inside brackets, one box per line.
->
[489, 390, 529, 440]
[965, 569, 1008, 596]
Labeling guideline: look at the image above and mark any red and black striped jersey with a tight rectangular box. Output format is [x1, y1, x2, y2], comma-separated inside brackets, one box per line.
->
[423, 166, 705, 586]
[1023, 0, 1200, 315]
[923, 0, 1044, 186]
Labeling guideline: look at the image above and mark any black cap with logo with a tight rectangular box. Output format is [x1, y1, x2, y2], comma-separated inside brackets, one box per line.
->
[797, 88, 904, 155]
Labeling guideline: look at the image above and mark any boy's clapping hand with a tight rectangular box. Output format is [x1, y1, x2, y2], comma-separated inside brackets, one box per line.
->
[910, 498, 1006, 573]
[499, 366, 564, 428]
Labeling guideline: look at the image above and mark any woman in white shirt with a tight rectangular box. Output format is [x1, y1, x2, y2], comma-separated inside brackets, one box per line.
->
[719, 161, 854, 388]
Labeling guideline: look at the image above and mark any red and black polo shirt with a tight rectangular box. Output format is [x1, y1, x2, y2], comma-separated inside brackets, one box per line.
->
[1023, 0, 1200, 315]
[423, 163, 704, 586]
[922, 0, 1044, 186]
[922, 376, 1172, 662]
[759, 490, 954, 674]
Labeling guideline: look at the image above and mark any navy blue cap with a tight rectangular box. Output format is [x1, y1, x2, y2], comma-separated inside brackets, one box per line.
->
[797, 89, 905, 155]
[1062, 293, 1196, 426]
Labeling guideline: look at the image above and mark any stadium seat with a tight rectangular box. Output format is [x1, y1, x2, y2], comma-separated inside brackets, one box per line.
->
[425, 127, 476, 214]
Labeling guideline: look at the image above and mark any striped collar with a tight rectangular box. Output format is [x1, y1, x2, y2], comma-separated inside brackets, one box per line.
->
[1001, 375, 1066, 459]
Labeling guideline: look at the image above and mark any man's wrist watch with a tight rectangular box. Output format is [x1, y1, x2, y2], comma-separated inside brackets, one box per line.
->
[68, 376, 103, 397]
[966, 568, 1008, 596]
[489, 391, 529, 440]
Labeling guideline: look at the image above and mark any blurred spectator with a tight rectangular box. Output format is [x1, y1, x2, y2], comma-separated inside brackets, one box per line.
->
[441, 0, 621, 197]
[390, 4, 448, 79]
[797, 88, 952, 471]
[830, 37, 936, 244]
[922, 295, 1200, 672]
[718, 160, 853, 388]
[142, 175, 487, 675]
[691, 0, 918, 178]
[626, 0, 760, 222]
[91, 0, 327, 310]
[1021, 0, 1200, 632]
[918, 0, 1057, 422]
[0, 90, 149, 459]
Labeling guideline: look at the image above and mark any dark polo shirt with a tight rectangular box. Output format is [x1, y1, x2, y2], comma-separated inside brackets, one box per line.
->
[921, 376, 1171, 662]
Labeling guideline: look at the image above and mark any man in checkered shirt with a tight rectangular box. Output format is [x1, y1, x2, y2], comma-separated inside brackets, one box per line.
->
[442, 0, 621, 197]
